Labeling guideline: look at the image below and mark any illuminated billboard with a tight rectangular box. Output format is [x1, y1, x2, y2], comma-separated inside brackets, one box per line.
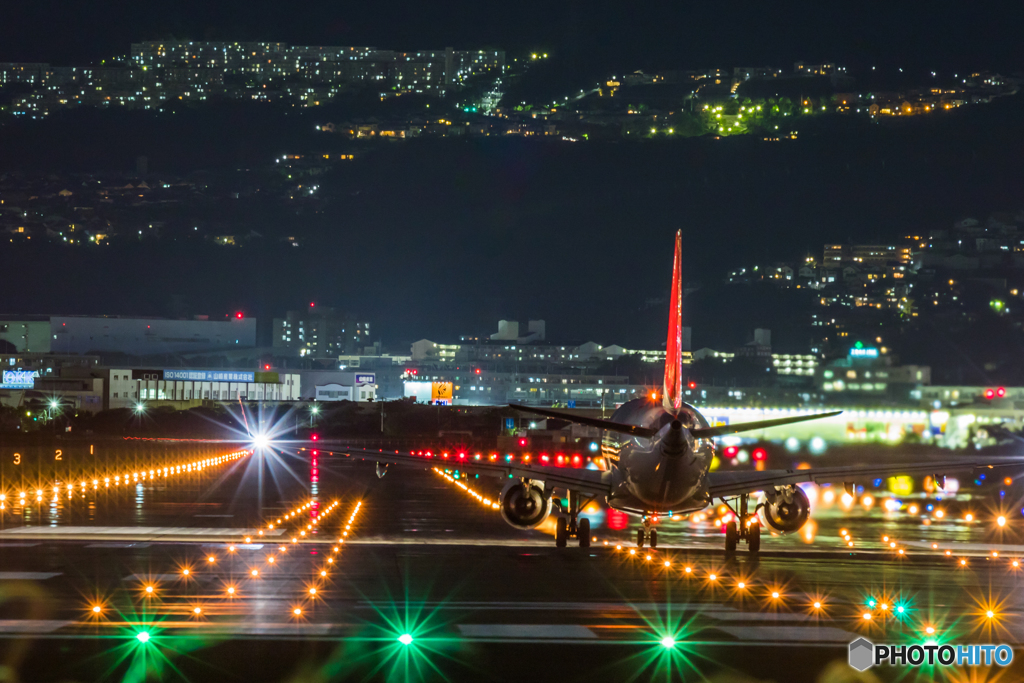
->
[431, 382, 453, 404]
[1, 369, 38, 388]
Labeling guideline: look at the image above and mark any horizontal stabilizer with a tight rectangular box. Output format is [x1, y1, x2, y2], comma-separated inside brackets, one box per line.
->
[690, 411, 843, 439]
[509, 404, 657, 438]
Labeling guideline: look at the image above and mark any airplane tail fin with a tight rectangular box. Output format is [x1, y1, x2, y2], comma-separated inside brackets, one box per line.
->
[663, 230, 684, 414]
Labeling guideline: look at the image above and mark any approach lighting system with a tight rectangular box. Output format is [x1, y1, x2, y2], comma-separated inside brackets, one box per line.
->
[252, 433, 269, 449]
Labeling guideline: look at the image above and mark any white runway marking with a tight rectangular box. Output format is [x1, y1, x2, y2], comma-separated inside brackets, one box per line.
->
[0, 572, 62, 580]
[360, 601, 739, 613]
[708, 612, 817, 623]
[715, 625, 857, 643]
[0, 620, 73, 633]
[228, 623, 334, 636]
[457, 624, 597, 639]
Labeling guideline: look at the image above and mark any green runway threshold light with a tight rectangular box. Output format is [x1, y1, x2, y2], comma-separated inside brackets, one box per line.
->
[398, 633, 414, 645]
[136, 631, 151, 643]
[660, 636, 676, 648]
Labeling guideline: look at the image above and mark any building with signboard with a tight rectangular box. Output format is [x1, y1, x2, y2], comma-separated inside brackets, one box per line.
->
[815, 345, 930, 401]
[107, 368, 300, 408]
[297, 371, 377, 401]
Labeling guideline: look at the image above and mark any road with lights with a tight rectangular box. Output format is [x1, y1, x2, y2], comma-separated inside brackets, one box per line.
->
[0, 447, 1022, 681]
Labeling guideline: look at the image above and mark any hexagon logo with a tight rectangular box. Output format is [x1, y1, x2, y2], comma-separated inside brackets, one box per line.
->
[849, 637, 875, 671]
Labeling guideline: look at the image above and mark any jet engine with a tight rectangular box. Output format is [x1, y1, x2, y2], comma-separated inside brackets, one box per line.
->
[499, 480, 552, 530]
[757, 485, 811, 534]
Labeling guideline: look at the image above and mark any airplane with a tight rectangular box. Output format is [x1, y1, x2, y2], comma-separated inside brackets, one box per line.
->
[331, 230, 1019, 553]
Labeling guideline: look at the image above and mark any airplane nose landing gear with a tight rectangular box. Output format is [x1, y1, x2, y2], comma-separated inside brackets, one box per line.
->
[636, 516, 657, 549]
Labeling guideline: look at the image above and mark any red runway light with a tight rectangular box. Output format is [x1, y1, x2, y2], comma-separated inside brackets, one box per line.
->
[235, 311, 244, 319]
[752, 448, 768, 461]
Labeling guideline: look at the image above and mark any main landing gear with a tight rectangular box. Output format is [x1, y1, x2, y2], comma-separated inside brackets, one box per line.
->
[722, 493, 760, 555]
[555, 489, 592, 548]
[636, 516, 658, 549]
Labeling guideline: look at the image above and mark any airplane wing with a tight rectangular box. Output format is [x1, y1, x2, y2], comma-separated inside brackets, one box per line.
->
[706, 458, 1022, 499]
[333, 446, 614, 495]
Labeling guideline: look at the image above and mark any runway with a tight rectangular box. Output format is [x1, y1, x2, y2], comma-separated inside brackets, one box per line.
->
[0, 447, 1021, 681]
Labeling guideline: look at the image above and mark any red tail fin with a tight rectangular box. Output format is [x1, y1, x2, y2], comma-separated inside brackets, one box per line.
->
[663, 230, 683, 413]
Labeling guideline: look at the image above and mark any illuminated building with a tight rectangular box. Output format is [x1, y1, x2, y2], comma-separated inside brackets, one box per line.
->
[272, 307, 369, 359]
[0, 63, 48, 85]
[300, 371, 378, 402]
[125, 368, 299, 404]
[823, 243, 913, 267]
[817, 344, 930, 397]
[793, 62, 847, 76]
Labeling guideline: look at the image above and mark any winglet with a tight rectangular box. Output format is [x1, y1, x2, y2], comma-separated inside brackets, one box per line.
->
[663, 229, 684, 414]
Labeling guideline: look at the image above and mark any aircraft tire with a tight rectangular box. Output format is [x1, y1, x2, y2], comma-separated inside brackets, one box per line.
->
[650, 529, 658, 548]
[725, 522, 738, 553]
[636, 529, 645, 548]
[747, 523, 760, 554]
[578, 518, 590, 547]
[556, 517, 568, 548]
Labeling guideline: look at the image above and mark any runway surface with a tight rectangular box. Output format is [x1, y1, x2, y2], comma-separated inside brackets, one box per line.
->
[0, 446, 1022, 681]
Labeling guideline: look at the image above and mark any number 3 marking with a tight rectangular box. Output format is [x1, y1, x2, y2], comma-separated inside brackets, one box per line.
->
[13, 453, 21, 465]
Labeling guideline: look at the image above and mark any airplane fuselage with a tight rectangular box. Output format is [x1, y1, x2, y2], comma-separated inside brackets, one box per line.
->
[603, 398, 716, 515]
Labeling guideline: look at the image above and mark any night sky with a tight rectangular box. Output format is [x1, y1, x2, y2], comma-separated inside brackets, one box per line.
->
[2, 1, 1023, 351]
[2, 0, 1022, 73]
